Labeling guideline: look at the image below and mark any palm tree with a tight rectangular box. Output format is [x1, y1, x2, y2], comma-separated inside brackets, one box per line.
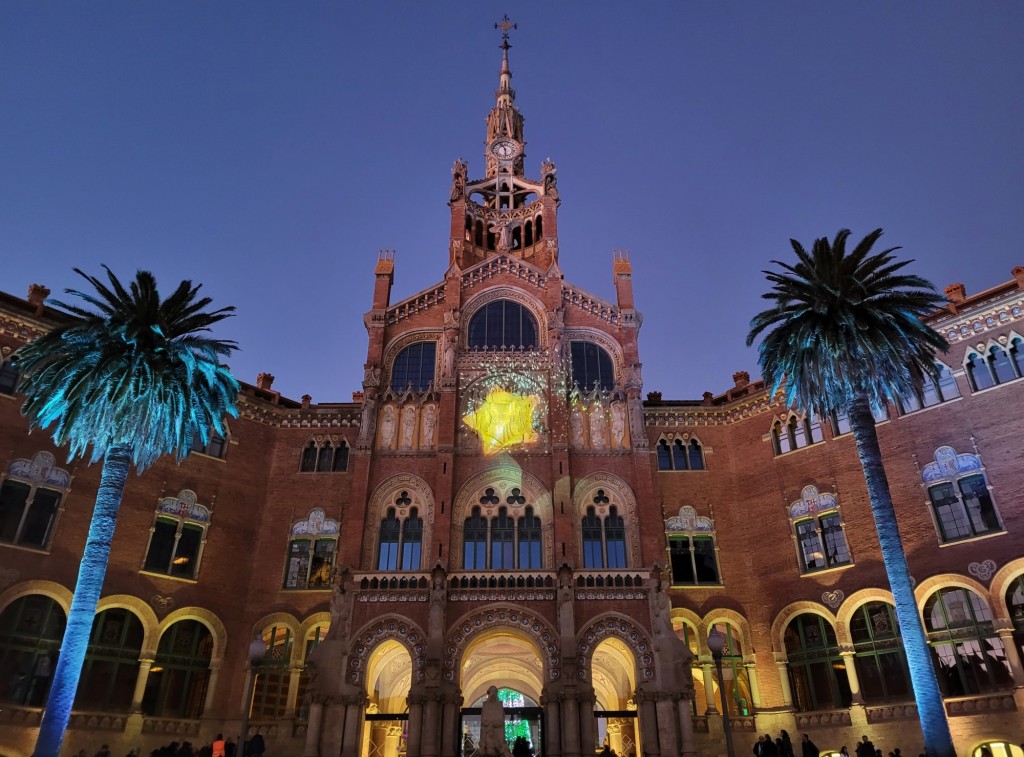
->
[15, 267, 239, 757]
[746, 229, 954, 757]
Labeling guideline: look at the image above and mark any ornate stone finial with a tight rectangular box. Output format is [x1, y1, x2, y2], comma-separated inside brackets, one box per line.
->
[494, 14, 517, 45]
[27, 283, 50, 315]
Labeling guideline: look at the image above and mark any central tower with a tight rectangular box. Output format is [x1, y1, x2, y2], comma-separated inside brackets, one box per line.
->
[448, 17, 561, 270]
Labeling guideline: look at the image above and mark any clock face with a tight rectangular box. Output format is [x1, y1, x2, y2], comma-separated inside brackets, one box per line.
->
[490, 140, 519, 159]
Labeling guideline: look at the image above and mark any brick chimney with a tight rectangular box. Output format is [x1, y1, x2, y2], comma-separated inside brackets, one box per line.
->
[256, 373, 275, 391]
[702, 391, 714, 406]
[732, 371, 750, 390]
[27, 284, 50, 316]
[646, 391, 662, 402]
[944, 283, 966, 303]
[301, 394, 312, 409]
[1013, 266, 1024, 289]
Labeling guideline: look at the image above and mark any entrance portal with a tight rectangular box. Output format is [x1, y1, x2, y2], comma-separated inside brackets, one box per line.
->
[458, 630, 545, 756]
[362, 639, 412, 757]
[591, 637, 640, 757]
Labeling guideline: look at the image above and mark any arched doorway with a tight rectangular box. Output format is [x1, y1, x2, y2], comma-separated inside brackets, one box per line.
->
[591, 637, 640, 757]
[459, 630, 544, 756]
[363, 639, 412, 757]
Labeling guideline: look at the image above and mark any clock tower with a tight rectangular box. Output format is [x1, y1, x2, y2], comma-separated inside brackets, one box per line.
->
[448, 16, 560, 270]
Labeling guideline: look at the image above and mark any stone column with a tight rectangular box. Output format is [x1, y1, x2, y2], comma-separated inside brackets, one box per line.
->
[744, 661, 761, 710]
[773, 655, 794, 708]
[385, 724, 403, 757]
[421, 696, 440, 757]
[543, 692, 562, 757]
[302, 698, 324, 757]
[676, 693, 697, 757]
[286, 667, 302, 715]
[406, 695, 424, 757]
[203, 660, 222, 716]
[340, 694, 365, 756]
[655, 695, 679, 757]
[840, 650, 864, 705]
[996, 623, 1024, 686]
[700, 662, 718, 714]
[130, 658, 153, 712]
[578, 692, 596, 756]
[638, 695, 659, 757]
[606, 722, 623, 755]
[440, 694, 460, 757]
[561, 693, 581, 757]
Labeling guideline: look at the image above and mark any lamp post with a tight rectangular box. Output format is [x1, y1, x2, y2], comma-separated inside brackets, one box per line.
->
[707, 626, 736, 757]
[239, 636, 268, 757]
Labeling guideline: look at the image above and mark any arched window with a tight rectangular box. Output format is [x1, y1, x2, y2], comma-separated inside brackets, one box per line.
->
[666, 505, 719, 586]
[462, 488, 543, 571]
[0, 479, 63, 550]
[251, 625, 292, 719]
[535, 214, 543, 239]
[708, 624, 752, 716]
[657, 437, 705, 471]
[142, 619, 213, 717]
[570, 341, 614, 389]
[784, 614, 851, 711]
[990, 345, 1018, 384]
[391, 342, 437, 392]
[299, 440, 349, 473]
[924, 587, 1013, 696]
[284, 509, 339, 589]
[524, 220, 534, 247]
[467, 300, 538, 350]
[1011, 337, 1024, 377]
[0, 359, 18, 395]
[142, 490, 209, 580]
[897, 362, 961, 413]
[966, 351, 996, 391]
[474, 220, 484, 247]
[1007, 575, 1024, 664]
[849, 601, 911, 703]
[581, 491, 629, 570]
[0, 595, 65, 706]
[788, 486, 851, 573]
[76, 608, 144, 711]
[377, 492, 422, 572]
[922, 447, 1001, 542]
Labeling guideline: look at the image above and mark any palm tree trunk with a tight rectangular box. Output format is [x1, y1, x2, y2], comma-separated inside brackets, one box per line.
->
[847, 396, 954, 757]
[34, 446, 132, 757]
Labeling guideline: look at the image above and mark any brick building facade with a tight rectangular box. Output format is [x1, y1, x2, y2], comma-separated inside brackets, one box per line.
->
[1, 33, 1024, 757]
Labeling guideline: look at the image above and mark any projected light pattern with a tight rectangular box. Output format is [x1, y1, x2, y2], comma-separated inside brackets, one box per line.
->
[463, 387, 539, 454]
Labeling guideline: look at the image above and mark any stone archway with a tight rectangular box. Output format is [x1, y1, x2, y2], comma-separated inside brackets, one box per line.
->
[445, 604, 560, 685]
[347, 615, 426, 688]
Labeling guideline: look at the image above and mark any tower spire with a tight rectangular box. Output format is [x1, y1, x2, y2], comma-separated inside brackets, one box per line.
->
[494, 14, 517, 109]
[485, 15, 524, 177]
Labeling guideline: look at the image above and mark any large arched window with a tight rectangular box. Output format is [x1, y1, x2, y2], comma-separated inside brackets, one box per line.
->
[76, 608, 144, 711]
[142, 619, 213, 717]
[461, 488, 543, 571]
[771, 414, 823, 455]
[1007, 575, 1024, 664]
[142, 490, 210, 580]
[467, 300, 538, 350]
[666, 506, 719, 586]
[784, 614, 851, 711]
[788, 486, 851, 573]
[391, 342, 437, 392]
[251, 625, 293, 719]
[656, 437, 705, 471]
[924, 587, 1013, 696]
[376, 495, 423, 572]
[0, 595, 65, 706]
[922, 447, 1001, 543]
[284, 509, 339, 589]
[0, 452, 71, 550]
[570, 341, 614, 390]
[708, 624, 752, 717]
[299, 439, 349, 473]
[849, 601, 911, 703]
[295, 625, 328, 720]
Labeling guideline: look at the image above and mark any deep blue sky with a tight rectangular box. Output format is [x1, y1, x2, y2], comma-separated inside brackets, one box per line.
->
[2, 3, 1021, 403]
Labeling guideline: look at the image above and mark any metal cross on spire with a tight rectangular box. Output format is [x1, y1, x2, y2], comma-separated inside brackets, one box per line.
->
[495, 14, 517, 48]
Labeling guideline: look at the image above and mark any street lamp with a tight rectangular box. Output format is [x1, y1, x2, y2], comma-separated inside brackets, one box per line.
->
[239, 635, 268, 757]
[707, 625, 736, 757]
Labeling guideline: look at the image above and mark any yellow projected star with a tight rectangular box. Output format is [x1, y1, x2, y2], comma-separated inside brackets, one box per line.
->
[463, 388, 539, 454]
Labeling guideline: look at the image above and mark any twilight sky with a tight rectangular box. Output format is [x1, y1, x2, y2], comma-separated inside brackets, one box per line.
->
[2, 3, 1022, 403]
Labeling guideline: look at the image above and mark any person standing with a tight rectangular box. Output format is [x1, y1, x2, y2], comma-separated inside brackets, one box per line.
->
[780, 730, 795, 757]
[802, 734, 820, 757]
[248, 733, 265, 757]
[211, 734, 225, 757]
[856, 736, 875, 757]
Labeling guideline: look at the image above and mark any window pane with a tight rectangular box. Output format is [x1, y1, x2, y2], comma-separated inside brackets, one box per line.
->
[671, 440, 687, 470]
[391, 342, 437, 392]
[688, 440, 704, 470]
[309, 540, 335, 588]
[379, 515, 400, 571]
[929, 483, 971, 540]
[300, 444, 318, 472]
[144, 519, 178, 574]
[820, 514, 851, 566]
[332, 444, 349, 472]
[172, 524, 203, 578]
[21, 489, 61, 548]
[285, 540, 312, 589]
[669, 538, 694, 584]
[693, 536, 719, 583]
[570, 342, 614, 390]
[796, 520, 825, 571]
[656, 441, 672, 470]
[0, 481, 31, 544]
[401, 514, 423, 570]
[316, 445, 333, 472]
[468, 301, 538, 350]
[959, 475, 999, 534]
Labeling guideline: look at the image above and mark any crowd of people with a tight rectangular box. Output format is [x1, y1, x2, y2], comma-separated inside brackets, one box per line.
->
[76, 733, 267, 757]
[754, 732, 916, 757]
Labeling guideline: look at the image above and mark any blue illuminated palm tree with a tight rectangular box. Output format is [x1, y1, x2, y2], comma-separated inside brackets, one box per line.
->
[16, 267, 239, 757]
[746, 229, 954, 757]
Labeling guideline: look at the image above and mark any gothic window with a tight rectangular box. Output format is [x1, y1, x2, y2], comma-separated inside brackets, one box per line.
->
[771, 414, 823, 455]
[570, 341, 614, 390]
[657, 437, 705, 471]
[251, 625, 292, 719]
[921, 447, 1001, 542]
[377, 494, 423, 572]
[462, 488, 543, 571]
[391, 342, 437, 392]
[1011, 336, 1024, 376]
[76, 608, 144, 712]
[788, 486, 851, 573]
[829, 403, 890, 435]
[402, 508, 423, 569]
[581, 490, 628, 570]
[924, 587, 1013, 696]
[141, 619, 213, 717]
[0, 594, 65, 706]
[190, 428, 226, 459]
[142, 490, 209, 580]
[784, 614, 852, 711]
[467, 300, 538, 350]
[284, 508, 339, 589]
[0, 359, 18, 394]
[524, 220, 534, 247]
[849, 601, 911, 703]
[299, 439, 349, 473]
[896, 362, 961, 414]
[666, 506, 719, 585]
[965, 350, 996, 391]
